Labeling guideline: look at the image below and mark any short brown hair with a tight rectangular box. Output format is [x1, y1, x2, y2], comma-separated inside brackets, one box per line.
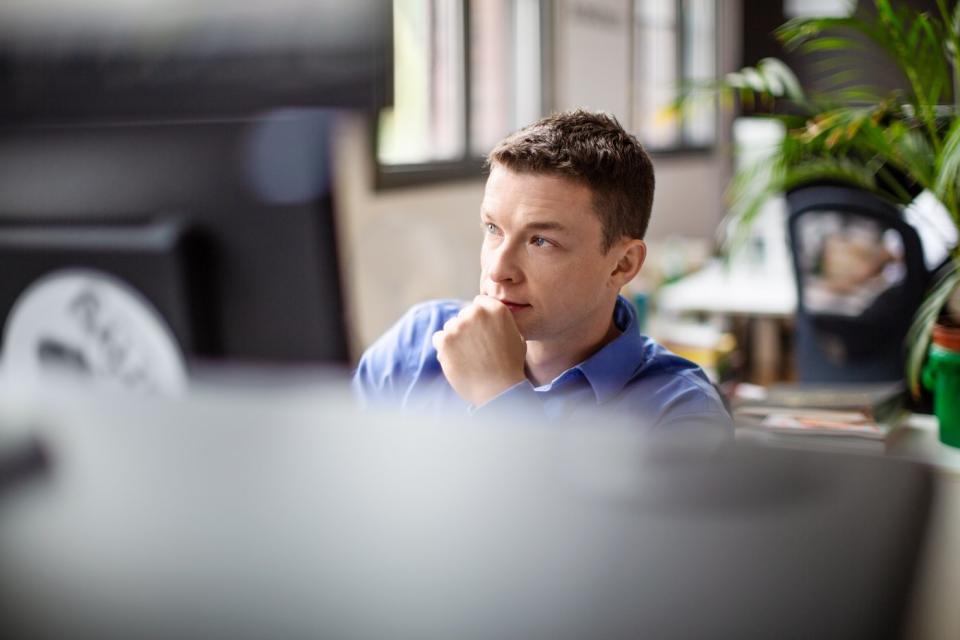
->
[487, 109, 655, 251]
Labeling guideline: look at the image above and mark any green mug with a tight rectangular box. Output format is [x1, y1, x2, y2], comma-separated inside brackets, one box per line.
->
[923, 343, 960, 448]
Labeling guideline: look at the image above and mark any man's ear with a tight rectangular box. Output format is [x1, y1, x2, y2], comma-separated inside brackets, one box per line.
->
[609, 239, 646, 287]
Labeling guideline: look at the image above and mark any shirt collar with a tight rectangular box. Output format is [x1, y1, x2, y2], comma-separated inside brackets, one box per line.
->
[575, 295, 646, 404]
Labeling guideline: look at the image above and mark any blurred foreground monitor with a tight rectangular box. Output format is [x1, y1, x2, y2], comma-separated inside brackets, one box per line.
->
[0, 1, 393, 393]
[0, 380, 934, 639]
[0, 1, 390, 120]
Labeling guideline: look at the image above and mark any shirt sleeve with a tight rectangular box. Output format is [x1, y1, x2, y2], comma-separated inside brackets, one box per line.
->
[352, 301, 458, 409]
[352, 309, 419, 408]
[651, 409, 734, 452]
[352, 335, 404, 408]
[475, 380, 732, 455]
[649, 381, 734, 448]
[470, 380, 544, 417]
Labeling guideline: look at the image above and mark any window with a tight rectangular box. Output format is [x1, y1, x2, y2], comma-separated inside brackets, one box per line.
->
[377, 0, 466, 165]
[377, 0, 545, 187]
[376, 0, 717, 188]
[633, 0, 717, 151]
[469, 0, 544, 155]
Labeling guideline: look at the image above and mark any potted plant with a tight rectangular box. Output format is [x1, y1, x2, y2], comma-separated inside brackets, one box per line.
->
[689, 0, 960, 398]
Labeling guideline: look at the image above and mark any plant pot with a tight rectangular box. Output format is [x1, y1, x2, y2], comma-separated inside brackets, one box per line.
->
[923, 323, 960, 448]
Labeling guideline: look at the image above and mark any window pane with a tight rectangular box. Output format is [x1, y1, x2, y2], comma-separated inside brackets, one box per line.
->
[378, 0, 465, 165]
[682, 0, 716, 146]
[511, 0, 543, 135]
[469, 0, 542, 156]
[469, 0, 510, 154]
[634, 0, 680, 150]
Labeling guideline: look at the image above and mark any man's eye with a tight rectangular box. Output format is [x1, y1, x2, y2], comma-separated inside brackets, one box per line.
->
[532, 236, 551, 248]
[484, 223, 499, 234]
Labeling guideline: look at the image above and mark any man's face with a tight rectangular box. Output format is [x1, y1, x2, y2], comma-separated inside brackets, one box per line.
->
[479, 165, 624, 343]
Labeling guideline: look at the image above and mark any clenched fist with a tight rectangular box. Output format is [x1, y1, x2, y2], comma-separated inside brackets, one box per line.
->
[432, 295, 527, 406]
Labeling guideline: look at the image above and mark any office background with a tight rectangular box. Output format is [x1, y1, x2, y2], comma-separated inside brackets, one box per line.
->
[0, 3, 958, 638]
[334, 0, 741, 356]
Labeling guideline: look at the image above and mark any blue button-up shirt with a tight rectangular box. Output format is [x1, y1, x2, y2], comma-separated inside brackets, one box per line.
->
[353, 296, 731, 434]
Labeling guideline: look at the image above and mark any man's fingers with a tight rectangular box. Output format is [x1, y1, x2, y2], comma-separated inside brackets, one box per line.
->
[442, 316, 461, 333]
[454, 297, 509, 325]
[431, 329, 445, 352]
[473, 294, 501, 310]
[473, 294, 510, 317]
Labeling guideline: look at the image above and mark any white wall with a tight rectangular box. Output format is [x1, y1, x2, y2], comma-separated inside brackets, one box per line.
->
[646, 154, 730, 238]
[332, 116, 485, 359]
[333, 0, 740, 359]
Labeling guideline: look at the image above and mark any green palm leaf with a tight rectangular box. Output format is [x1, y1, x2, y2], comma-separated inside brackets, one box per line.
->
[935, 116, 960, 226]
[906, 260, 960, 397]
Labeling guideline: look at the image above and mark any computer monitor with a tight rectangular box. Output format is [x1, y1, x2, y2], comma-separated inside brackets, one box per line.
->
[0, 111, 351, 391]
[0, 2, 392, 390]
[0, 386, 936, 639]
[0, 1, 391, 121]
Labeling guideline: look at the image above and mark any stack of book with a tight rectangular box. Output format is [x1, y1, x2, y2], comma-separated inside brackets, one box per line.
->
[732, 382, 907, 454]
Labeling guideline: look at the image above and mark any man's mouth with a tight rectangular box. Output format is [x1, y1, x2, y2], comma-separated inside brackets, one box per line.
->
[499, 300, 532, 311]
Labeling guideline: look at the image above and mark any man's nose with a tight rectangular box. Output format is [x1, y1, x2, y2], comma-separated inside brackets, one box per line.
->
[486, 241, 522, 283]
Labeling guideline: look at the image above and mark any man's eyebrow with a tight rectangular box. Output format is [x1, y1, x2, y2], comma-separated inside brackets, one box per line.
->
[523, 220, 567, 232]
[480, 211, 568, 233]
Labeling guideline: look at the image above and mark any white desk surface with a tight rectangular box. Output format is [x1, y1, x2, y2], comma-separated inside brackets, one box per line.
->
[657, 259, 797, 317]
[891, 413, 960, 475]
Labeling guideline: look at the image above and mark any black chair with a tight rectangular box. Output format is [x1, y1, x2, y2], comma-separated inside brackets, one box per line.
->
[786, 184, 931, 382]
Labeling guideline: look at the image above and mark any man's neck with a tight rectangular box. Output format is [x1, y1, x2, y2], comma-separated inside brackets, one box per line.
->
[524, 313, 622, 387]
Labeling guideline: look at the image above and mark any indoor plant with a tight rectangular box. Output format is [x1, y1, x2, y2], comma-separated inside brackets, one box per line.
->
[694, 0, 960, 397]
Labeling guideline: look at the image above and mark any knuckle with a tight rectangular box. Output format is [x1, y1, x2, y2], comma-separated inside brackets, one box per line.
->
[442, 322, 462, 340]
[489, 303, 508, 319]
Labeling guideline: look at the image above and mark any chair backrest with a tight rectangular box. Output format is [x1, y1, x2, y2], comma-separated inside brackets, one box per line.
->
[786, 185, 930, 382]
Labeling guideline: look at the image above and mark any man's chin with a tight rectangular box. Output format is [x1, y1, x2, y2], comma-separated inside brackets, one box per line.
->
[513, 319, 541, 341]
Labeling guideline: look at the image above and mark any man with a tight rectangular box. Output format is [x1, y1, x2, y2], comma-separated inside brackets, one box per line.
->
[354, 109, 730, 432]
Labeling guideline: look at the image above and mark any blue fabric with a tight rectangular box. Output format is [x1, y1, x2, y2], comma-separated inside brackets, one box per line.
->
[353, 296, 731, 433]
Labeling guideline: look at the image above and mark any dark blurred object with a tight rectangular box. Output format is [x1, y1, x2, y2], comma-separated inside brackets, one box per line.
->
[0, 219, 211, 354]
[0, 2, 387, 371]
[0, 1, 391, 122]
[740, 0, 787, 69]
[787, 184, 931, 382]
[0, 433, 48, 491]
[0, 110, 349, 366]
[0, 390, 934, 639]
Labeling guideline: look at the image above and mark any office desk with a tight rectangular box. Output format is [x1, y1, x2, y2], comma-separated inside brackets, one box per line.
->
[657, 260, 797, 317]
[657, 260, 797, 384]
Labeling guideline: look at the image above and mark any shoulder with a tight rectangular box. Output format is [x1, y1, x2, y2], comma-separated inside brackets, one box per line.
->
[630, 337, 730, 420]
[354, 299, 463, 389]
[384, 298, 463, 353]
[352, 299, 463, 406]
[403, 299, 464, 330]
